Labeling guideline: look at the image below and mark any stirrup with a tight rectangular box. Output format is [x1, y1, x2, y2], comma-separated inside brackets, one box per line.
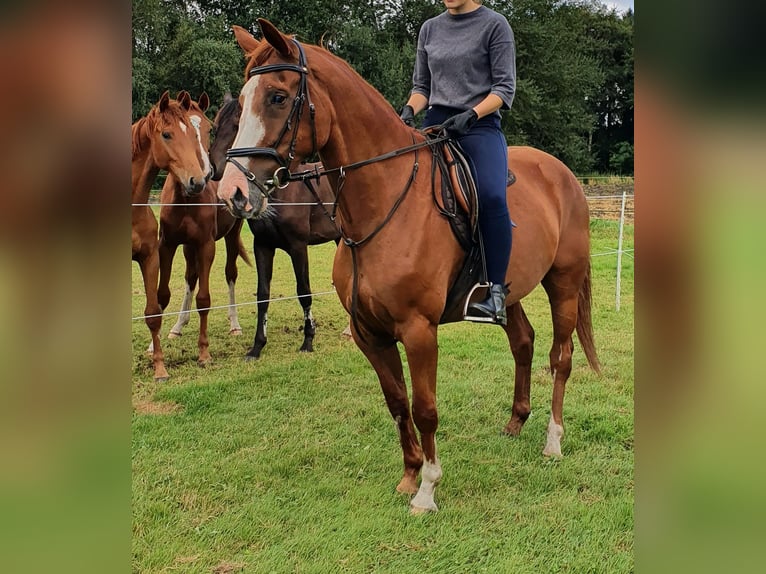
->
[463, 282, 497, 323]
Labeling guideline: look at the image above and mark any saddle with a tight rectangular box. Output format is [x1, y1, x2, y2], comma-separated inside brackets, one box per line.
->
[424, 132, 516, 324]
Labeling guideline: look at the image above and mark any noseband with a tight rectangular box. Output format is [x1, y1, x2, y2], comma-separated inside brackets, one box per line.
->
[226, 40, 317, 194]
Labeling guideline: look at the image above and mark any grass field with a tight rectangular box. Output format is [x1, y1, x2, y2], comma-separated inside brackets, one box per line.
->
[132, 213, 634, 573]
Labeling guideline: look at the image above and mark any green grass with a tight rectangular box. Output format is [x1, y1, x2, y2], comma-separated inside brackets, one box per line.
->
[132, 216, 633, 573]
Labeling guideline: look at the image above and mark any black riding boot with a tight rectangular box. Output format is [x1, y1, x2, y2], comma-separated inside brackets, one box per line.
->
[467, 283, 508, 326]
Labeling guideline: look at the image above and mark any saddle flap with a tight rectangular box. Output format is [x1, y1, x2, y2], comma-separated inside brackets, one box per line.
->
[441, 141, 478, 232]
[426, 134, 479, 251]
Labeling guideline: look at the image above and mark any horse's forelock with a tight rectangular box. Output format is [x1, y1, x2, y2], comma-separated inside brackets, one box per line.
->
[243, 34, 303, 78]
[132, 99, 191, 156]
[244, 42, 276, 78]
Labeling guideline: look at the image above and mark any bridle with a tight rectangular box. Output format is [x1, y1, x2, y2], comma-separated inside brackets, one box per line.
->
[225, 39, 317, 196]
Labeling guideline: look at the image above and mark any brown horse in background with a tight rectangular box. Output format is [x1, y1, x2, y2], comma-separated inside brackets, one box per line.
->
[132, 90, 211, 381]
[156, 93, 251, 366]
[210, 97, 340, 360]
[218, 21, 599, 514]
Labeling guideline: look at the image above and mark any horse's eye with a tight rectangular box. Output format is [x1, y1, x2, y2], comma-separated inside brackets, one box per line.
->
[271, 94, 287, 105]
[162, 131, 172, 140]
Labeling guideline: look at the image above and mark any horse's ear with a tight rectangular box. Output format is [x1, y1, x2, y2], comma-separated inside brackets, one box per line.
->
[178, 90, 192, 110]
[258, 18, 293, 58]
[158, 90, 170, 112]
[198, 92, 210, 113]
[232, 25, 260, 54]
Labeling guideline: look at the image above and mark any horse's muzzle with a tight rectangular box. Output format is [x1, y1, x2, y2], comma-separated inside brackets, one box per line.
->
[226, 185, 269, 219]
[185, 177, 206, 196]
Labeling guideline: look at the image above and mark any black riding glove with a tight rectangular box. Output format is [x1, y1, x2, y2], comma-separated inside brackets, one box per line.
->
[399, 104, 416, 127]
[442, 109, 478, 137]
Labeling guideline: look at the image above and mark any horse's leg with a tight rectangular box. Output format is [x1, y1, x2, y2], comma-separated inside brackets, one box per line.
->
[353, 331, 423, 496]
[194, 241, 215, 366]
[157, 239, 180, 338]
[179, 242, 200, 339]
[138, 250, 168, 381]
[223, 228, 242, 335]
[168, 281, 194, 338]
[502, 302, 535, 436]
[399, 320, 441, 514]
[289, 245, 316, 352]
[541, 272, 581, 457]
[157, 241, 190, 339]
[246, 244, 275, 360]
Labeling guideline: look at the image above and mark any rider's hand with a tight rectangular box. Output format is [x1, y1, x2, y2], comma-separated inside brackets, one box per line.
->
[399, 104, 416, 127]
[442, 109, 478, 137]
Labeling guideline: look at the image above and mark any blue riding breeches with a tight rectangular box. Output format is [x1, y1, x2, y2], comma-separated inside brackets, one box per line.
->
[424, 106, 512, 286]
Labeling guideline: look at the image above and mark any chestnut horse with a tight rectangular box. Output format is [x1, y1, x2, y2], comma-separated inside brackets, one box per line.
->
[210, 97, 340, 360]
[218, 21, 600, 514]
[132, 90, 211, 381]
[156, 93, 251, 366]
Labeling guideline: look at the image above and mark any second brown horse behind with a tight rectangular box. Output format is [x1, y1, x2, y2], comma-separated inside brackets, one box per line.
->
[157, 93, 251, 366]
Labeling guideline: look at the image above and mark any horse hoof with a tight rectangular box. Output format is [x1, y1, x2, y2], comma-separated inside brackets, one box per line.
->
[197, 358, 212, 368]
[229, 329, 243, 336]
[410, 502, 438, 515]
[542, 447, 563, 459]
[299, 346, 314, 353]
[154, 373, 169, 382]
[168, 331, 181, 339]
[341, 326, 352, 338]
[244, 354, 260, 362]
[396, 477, 418, 495]
[503, 420, 524, 436]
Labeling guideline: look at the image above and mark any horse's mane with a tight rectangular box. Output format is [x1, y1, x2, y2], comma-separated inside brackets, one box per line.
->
[243, 37, 382, 105]
[131, 99, 189, 158]
[216, 97, 241, 125]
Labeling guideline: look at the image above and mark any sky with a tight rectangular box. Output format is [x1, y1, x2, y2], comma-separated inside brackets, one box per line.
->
[601, 0, 634, 12]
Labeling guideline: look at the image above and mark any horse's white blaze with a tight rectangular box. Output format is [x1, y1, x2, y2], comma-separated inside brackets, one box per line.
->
[189, 114, 211, 175]
[543, 413, 564, 457]
[235, 77, 266, 150]
[410, 456, 442, 513]
[178, 121, 187, 133]
[217, 76, 267, 210]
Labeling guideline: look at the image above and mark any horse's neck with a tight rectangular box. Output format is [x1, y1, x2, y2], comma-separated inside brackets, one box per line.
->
[131, 119, 159, 204]
[322, 82, 411, 169]
[318, 76, 426, 232]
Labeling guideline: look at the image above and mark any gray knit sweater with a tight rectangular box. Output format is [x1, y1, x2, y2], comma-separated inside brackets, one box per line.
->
[411, 6, 516, 116]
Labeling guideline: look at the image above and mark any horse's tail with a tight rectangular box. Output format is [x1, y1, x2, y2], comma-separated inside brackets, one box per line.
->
[576, 261, 601, 374]
[237, 234, 253, 267]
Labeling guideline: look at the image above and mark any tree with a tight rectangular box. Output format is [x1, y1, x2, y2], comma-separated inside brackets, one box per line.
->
[131, 0, 634, 174]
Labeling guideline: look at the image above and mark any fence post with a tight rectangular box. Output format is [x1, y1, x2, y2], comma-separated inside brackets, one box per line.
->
[615, 189, 627, 311]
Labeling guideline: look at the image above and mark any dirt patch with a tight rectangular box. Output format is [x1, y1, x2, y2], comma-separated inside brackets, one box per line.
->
[132, 398, 182, 415]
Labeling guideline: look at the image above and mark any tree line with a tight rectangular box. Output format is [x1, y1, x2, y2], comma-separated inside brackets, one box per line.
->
[132, 0, 633, 175]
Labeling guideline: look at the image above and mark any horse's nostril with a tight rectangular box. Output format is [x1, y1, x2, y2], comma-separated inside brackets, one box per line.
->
[188, 178, 204, 195]
[232, 187, 247, 209]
